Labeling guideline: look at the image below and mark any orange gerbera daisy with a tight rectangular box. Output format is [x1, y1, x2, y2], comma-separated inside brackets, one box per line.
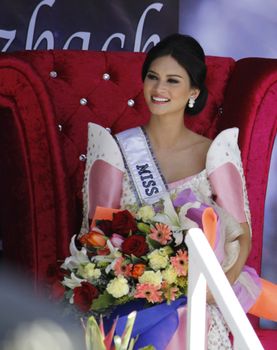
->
[170, 250, 188, 276]
[134, 283, 163, 303]
[150, 223, 172, 245]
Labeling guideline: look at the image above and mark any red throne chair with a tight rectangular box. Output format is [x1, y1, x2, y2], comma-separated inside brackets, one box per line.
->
[0, 50, 276, 348]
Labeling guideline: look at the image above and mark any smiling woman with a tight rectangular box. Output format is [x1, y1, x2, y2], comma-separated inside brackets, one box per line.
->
[143, 55, 199, 120]
[71, 34, 274, 350]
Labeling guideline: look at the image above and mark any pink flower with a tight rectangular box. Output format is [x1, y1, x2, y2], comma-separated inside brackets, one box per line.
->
[170, 250, 188, 276]
[149, 223, 172, 245]
[110, 233, 125, 248]
[114, 257, 133, 277]
[134, 283, 163, 303]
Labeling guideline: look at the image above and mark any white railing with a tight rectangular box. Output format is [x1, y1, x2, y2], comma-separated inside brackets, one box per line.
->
[185, 228, 264, 350]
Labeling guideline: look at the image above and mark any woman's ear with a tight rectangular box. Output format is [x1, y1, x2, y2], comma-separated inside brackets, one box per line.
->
[190, 88, 200, 100]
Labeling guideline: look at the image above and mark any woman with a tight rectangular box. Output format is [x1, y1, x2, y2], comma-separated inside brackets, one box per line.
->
[80, 34, 270, 349]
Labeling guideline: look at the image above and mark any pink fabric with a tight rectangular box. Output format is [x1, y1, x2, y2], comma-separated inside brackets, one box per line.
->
[166, 305, 210, 349]
[233, 266, 262, 313]
[167, 175, 195, 190]
[209, 162, 246, 223]
[166, 306, 188, 349]
[88, 160, 123, 219]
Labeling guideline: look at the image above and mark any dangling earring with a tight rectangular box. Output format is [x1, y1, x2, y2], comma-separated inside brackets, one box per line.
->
[188, 97, 195, 108]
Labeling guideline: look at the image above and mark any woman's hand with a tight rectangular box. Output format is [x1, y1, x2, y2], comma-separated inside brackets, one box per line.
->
[206, 222, 251, 305]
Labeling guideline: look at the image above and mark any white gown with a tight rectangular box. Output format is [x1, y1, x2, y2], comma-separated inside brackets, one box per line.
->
[80, 123, 261, 349]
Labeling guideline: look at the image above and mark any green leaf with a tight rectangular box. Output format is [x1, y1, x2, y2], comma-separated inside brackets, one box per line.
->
[137, 222, 151, 234]
[130, 255, 144, 264]
[64, 289, 73, 299]
[146, 237, 162, 249]
[91, 291, 115, 311]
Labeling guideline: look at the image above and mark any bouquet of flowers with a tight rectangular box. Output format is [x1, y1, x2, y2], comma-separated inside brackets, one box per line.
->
[55, 194, 198, 316]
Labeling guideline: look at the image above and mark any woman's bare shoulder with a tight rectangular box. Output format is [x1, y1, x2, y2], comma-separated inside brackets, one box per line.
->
[188, 130, 212, 151]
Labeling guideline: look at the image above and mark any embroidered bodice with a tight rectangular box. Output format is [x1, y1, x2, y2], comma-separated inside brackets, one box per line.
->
[116, 127, 251, 273]
[121, 168, 212, 209]
[120, 127, 250, 230]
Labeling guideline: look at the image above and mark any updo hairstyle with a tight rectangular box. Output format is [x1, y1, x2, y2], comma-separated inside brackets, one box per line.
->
[142, 33, 208, 115]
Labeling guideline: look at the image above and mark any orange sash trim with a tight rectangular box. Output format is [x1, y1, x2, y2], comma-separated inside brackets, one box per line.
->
[248, 279, 277, 322]
[201, 207, 277, 322]
[91, 206, 121, 228]
[202, 207, 217, 250]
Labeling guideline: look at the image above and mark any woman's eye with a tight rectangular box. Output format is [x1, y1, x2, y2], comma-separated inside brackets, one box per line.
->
[146, 73, 158, 80]
[168, 78, 179, 84]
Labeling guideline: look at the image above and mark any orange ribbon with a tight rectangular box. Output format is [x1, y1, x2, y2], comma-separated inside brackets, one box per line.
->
[201, 207, 277, 321]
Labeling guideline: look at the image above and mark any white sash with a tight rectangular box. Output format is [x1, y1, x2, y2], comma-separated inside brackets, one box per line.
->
[115, 127, 168, 205]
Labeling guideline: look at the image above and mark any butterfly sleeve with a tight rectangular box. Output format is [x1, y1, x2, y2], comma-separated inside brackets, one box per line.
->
[206, 128, 252, 235]
[80, 123, 125, 234]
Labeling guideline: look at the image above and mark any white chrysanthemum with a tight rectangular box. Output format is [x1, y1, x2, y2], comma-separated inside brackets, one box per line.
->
[77, 263, 101, 279]
[138, 270, 163, 286]
[148, 250, 169, 271]
[106, 275, 129, 298]
[136, 205, 155, 222]
[162, 266, 178, 284]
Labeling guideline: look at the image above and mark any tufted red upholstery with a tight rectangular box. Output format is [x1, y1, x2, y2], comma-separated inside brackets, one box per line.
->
[0, 50, 276, 347]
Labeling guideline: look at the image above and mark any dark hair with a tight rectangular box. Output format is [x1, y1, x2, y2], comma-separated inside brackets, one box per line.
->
[142, 33, 208, 115]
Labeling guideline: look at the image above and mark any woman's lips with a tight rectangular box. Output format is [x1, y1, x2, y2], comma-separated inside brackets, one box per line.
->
[151, 96, 170, 103]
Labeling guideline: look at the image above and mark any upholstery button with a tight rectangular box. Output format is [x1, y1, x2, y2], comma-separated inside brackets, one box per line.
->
[218, 107, 223, 115]
[58, 124, 62, 131]
[49, 71, 58, 78]
[79, 154, 87, 161]
[127, 99, 135, 107]
[102, 73, 110, 80]
[105, 127, 111, 133]
[80, 98, 88, 106]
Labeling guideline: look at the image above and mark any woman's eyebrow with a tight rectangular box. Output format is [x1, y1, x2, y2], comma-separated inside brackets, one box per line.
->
[148, 70, 184, 79]
[166, 74, 183, 79]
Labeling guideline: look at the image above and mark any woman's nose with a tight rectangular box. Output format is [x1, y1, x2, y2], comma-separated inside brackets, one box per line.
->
[153, 80, 166, 93]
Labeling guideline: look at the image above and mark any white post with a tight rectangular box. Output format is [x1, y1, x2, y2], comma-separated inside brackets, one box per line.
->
[185, 228, 264, 350]
[186, 255, 207, 350]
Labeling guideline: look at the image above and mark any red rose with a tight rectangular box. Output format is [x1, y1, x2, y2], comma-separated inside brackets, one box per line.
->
[51, 280, 65, 301]
[121, 235, 148, 257]
[112, 210, 137, 237]
[96, 219, 113, 237]
[73, 282, 99, 312]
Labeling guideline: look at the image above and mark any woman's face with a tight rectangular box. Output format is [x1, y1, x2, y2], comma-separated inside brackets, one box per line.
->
[143, 55, 199, 118]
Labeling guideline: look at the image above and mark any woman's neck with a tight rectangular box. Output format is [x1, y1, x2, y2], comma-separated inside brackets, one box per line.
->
[144, 115, 190, 151]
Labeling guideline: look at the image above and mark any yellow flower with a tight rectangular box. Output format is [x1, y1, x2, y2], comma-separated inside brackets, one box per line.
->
[138, 270, 162, 286]
[106, 275, 129, 298]
[77, 263, 101, 279]
[136, 205, 155, 222]
[159, 246, 173, 256]
[162, 266, 178, 284]
[176, 276, 188, 288]
[148, 250, 169, 271]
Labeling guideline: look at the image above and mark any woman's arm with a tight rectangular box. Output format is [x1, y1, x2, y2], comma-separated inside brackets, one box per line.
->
[225, 222, 251, 285]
